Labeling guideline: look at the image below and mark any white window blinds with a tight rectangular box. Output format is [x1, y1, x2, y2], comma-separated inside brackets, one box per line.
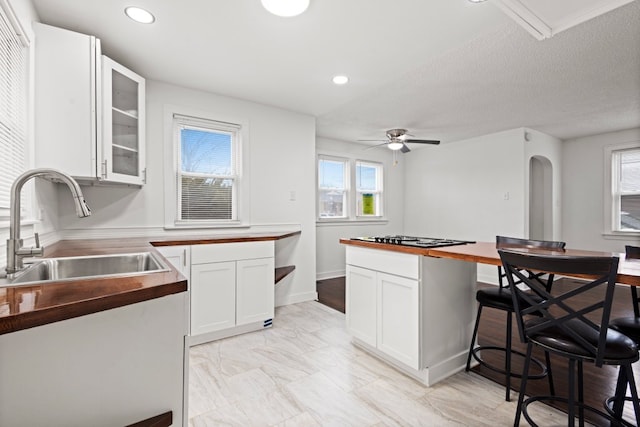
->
[174, 114, 239, 222]
[0, 4, 27, 219]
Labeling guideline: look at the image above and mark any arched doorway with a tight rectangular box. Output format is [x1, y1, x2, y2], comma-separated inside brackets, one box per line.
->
[529, 155, 553, 240]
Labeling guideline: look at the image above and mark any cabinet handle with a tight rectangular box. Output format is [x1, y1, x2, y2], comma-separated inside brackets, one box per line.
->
[101, 160, 107, 179]
[183, 249, 187, 267]
[142, 167, 147, 184]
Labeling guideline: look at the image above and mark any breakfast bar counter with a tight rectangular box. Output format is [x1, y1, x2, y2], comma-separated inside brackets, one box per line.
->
[338, 238, 640, 387]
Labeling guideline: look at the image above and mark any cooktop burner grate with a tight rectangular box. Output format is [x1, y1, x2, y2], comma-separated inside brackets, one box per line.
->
[351, 235, 474, 248]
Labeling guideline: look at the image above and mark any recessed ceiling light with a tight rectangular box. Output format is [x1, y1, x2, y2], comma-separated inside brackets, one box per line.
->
[125, 6, 155, 24]
[332, 75, 349, 85]
[468, 0, 488, 3]
[261, 0, 310, 17]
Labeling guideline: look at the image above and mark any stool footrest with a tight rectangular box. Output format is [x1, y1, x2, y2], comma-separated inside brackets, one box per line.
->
[523, 395, 624, 427]
[471, 345, 548, 379]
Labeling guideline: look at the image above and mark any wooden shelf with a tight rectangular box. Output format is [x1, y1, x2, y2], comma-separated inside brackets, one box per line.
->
[275, 265, 295, 284]
[125, 411, 172, 427]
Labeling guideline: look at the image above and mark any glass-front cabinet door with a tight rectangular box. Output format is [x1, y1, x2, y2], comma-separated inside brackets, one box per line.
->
[101, 55, 146, 185]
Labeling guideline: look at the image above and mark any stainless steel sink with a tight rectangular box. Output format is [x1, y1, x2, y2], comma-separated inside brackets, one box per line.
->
[2, 252, 170, 287]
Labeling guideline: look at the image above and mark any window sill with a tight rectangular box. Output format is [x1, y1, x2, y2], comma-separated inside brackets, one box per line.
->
[602, 231, 640, 239]
[316, 218, 389, 227]
[165, 222, 250, 231]
[0, 218, 39, 230]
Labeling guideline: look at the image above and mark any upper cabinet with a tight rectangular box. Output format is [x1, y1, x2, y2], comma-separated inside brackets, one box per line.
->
[34, 23, 146, 186]
[102, 56, 146, 185]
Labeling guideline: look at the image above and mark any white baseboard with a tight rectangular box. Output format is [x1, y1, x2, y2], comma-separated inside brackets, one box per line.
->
[316, 270, 345, 281]
[275, 291, 317, 307]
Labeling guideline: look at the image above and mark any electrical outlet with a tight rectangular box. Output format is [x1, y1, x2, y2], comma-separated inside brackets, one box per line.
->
[289, 190, 296, 201]
[503, 192, 510, 200]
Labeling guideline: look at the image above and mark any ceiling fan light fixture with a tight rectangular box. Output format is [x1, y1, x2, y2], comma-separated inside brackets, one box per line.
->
[124, 6, 155, 24]
[387, 141, 404, 150]
[261, 0, 310, 17]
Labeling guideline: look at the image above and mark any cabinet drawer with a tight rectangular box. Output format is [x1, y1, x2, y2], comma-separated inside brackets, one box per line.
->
[191, 241, 274, 264]
[346, 246, 420, 280]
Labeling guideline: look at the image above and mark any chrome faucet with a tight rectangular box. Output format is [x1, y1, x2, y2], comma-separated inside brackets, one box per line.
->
[5, 168, 91, 275]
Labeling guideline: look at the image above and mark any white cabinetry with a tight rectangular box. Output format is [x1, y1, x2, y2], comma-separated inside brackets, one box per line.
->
[190, 241, 274, 344]
[345, 245, 476, 386]
[34, 23, 146, 185]
[377, 272, 419, 368]
[155, 245, 190, 281]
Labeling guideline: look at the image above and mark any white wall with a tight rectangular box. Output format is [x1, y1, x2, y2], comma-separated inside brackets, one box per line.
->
[562, 127, 640, 251]
[315, 138, 405, 279]
[403, 128, 528, 283]
[57, 80, 317, 306]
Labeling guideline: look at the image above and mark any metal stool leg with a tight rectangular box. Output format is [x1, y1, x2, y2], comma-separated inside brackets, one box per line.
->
[466, 304, 482, 372]
[514, 342, 533, 427]
[506, 311, 512, 402]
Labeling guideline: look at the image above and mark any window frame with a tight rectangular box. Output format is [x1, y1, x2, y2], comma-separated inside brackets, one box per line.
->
[355, 160, 384, 218]
[604, 142, 640, 236]
[164, 106, 250, 229]
[316, 154, 385, 223]
[317, 155, 349, 220]
[0, 2, 30, 224]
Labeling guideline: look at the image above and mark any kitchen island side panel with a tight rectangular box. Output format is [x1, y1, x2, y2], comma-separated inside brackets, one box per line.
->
[420, 256, 477, 368]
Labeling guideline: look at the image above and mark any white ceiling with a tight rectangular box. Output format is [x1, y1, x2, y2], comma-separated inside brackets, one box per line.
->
[31, 0, 640, 145]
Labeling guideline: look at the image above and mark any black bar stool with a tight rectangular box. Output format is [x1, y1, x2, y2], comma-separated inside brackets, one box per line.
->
[500, 249, 640, 427]
[465, 235, 565, 401]
[605, 245, 640, 426]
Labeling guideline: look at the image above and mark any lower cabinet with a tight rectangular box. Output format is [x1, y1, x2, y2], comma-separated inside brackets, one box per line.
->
[189, 241, 275, 343]
[346, 265, 420, 369]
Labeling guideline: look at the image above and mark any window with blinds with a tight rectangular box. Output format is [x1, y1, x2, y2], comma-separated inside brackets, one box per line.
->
[613, 147, 640, 231]
[0, 4, 28, 221]
[174, 115, 239, 222]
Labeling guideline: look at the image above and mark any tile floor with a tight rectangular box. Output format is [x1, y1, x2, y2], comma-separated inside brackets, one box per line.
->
[188, 301, 572, 426]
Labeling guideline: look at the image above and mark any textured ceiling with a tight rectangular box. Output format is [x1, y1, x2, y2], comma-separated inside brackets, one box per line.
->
[30, 0, 640, 145]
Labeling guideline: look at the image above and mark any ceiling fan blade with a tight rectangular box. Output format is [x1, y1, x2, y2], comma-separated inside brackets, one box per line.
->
[404, 139, 440, 145]
[400, 143, 411, 153]
[364, 142, 389, 150]
[358, 139, 388, 142]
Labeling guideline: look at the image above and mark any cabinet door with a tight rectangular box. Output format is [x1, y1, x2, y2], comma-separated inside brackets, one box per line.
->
[345, 265, 377, 347]
[34, 23, 98, 178]
[191, 262, 235, 335]
[101, 55, 146, 185]
[155, 246, 190, 282]
[377, 272, 420, 369]
[236, 258, 275, 325]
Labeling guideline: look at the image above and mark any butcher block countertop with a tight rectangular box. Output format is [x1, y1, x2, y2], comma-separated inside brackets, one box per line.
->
[0, 230, 301, 335]
[339, 239, 640, 286]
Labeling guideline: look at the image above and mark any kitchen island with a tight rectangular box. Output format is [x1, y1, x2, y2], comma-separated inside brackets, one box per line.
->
[0, 230, 299, 427]
[340, 238, 477, 386]
[339, 238, 640, 387]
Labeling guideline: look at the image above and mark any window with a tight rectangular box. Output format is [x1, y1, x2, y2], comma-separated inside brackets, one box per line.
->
[317, 156, 384, 221]
[611, 147, 640, 232]
[356, 161, 383, 217]
[0, 4, 28, 221]
[318, 156, 348, 218]
[171, 114, 243, 226]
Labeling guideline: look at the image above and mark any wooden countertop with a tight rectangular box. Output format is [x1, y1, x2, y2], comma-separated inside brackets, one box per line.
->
[339, 239, 640, 286]
[0, 230, 301, 335]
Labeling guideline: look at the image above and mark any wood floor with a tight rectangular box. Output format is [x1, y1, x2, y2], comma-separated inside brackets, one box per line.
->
[317, 276, 640, 426]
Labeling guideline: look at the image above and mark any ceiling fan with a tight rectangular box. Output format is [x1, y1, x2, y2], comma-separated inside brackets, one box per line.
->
[359, 128, 440, 153]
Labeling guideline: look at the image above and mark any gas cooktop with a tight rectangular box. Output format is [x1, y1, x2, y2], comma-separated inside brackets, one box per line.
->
[351, 235, 474, 248]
